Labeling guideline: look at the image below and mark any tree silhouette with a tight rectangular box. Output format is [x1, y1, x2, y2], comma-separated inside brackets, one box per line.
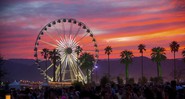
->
[41, 48, 49, 82]
[79, 52, 95, 83]
[138, 44, 146, 78]
[75, 46, 83, 81]
[151, 47, 166, 78]
[49, 49, 60, 82]
[120, 50, 134, 83]
[0, 54, 6, 81]
[104, 46, 112, 77]
[170, 41, 180, 80]
[182, 48, 185, 63]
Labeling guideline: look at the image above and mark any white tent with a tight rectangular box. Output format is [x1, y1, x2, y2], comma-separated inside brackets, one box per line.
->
[41, 82, 49, 87]
[9, 81, 20, 89]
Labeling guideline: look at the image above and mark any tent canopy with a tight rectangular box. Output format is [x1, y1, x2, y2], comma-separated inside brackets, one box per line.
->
[9, 81, 20, 89]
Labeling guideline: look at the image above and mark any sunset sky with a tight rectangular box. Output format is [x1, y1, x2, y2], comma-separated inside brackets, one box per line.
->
[0, 0, 185, 59]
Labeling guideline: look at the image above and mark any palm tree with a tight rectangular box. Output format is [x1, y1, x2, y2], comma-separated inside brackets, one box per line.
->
[151, 47, 167, 78]
[138, 44, 146, 78]
[58, 56, 62, 82]
[182, 48, 185, 63]
[49, 49, 60, 82]
[79, 52, 95, 83]
[41, 48, 49, 82]
[120, 50, 134, 83]
[170, 41, 180, 80]
[0, 54, 6, 82]
[75, 46, 83, 81]
[104, 46, 112, 76]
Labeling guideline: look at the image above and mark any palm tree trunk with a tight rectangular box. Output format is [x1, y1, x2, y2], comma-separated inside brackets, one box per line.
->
[174, 52, 176, 80]
[157, 62, 159, 77]
[141, 53, 143, 78]
[77, 59, 79, 81]
[108, 54, 110, 77]
[60, 62, 62, 82]
[53, 61, 56, 82]
[86, 69, 89, 84]
[125, 64, 129, 83]
[91, 66, 93, 83]
[45, 59, 48, 82]
[157, 62, 162, 78]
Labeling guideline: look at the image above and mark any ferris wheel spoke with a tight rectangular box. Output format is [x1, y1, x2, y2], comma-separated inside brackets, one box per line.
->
[62, 22, 66, 40]
[69, 55, 77, 66]
[55, 64, 60, 74]
[76, 33, 89, 44]
[40, 40, 58, 47]
[68, 36, 73, 47]
[71, 55, 78, 76]
[53, 25, 63, 39]
[58, 51, 65, 53]
[72, 26, 82, 41]
[71, 40, 79, 48]
[60, 54, 67, 64]
[58, 23, 64, 39]
[69, 22, 73, 38]
[68, 62, 74, 81]
[60, 63, 66, 80]
[46, 75, 52, 81]
[61, 63, 67, 80]
[56, 40, 66, 48]
[55, 64, 60, 80]
[62, 55, 68, 81]
[61, 22, 69, 47]
[68, 55, 74, 65]
[68, 55, 78, 79]
[70, 63, 77, 80]
[71, 53, 77, 61]
[45, 64, 53, 72]
[44, 31, 57, 43]
[77, 63, 86, 82]
[72, 38, 80, 48]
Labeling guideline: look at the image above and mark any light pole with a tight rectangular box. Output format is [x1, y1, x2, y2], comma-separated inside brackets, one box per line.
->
[95, 65, 98, 84]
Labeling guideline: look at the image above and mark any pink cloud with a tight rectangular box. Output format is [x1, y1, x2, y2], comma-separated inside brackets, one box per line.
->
[0, 0, 185, 59]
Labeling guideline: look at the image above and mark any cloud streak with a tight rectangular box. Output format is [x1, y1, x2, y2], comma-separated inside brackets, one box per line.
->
[0, 0, 185, 59]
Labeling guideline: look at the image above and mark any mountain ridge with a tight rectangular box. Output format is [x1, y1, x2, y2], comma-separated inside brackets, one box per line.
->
[1, 57, 185, 82]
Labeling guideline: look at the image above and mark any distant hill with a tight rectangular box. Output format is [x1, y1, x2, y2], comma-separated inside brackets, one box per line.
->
[2, 59, 42, 82]
[1, 57, 185, 82]
[97, 57, 185, 82]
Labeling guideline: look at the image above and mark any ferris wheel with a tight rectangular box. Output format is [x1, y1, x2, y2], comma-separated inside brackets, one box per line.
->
[34, 18, 99, 83]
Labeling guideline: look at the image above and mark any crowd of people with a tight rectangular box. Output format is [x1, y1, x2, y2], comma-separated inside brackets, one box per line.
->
[0, 80, 184, 99]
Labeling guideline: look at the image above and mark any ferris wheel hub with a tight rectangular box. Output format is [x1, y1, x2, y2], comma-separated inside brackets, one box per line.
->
[65, 47, 73, 54]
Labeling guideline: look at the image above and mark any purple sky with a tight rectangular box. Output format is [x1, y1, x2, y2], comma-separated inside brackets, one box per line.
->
[0, 0, 185, 59]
